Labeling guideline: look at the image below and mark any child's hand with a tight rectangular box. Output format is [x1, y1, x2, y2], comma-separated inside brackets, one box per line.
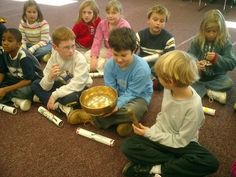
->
[0, 88, 7, 99]
[196, 61, 206, 71]
[48, 64, 60, 81]
[132, 123, 149, 136]
[47, 96, 56, 110]
[90, 56, 98, 72]
[206, 52, 216, 62]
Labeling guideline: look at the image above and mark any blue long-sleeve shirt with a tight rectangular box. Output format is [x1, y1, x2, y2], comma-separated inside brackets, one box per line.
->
[104, 54, 153, 108]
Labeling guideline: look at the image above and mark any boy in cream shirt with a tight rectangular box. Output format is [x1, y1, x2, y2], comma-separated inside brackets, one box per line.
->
[32, 26, 92, 122]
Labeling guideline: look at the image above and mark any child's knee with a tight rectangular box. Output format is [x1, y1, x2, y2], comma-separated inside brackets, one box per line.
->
[120, 137, 134, 155]
[31, 79, 41, 91]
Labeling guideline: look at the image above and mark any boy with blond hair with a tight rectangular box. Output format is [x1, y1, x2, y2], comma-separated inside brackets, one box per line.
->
[137, 5, 175, 90]
[121, 50, 219, 177]
[32, 26, 92, 122]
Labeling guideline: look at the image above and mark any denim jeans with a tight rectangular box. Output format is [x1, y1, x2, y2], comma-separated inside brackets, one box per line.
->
[192, 74, 233, 97]
[27, 42, 52, 61]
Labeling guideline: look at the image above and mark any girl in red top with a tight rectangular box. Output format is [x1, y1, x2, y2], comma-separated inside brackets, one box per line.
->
[72, 0, 101, 54]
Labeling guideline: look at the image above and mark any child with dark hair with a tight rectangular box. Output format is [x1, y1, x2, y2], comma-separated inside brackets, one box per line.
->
[0, 28, 42, 111]
[19, 0, 51, 61]
[0, 17, 7, 47]
[71, 27, 153, 137]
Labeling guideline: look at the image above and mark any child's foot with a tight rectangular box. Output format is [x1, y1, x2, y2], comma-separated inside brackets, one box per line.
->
[122, 162, 153, 177]
[207, 90, 226, 104]
[42, 53, 51, 62]
[11, 98, 31, 111]
[67, 109, 92, 125]
[116, 123, 133, 137]
[33, 95, 41, 103]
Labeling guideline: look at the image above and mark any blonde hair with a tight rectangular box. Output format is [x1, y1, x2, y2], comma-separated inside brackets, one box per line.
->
[105, 0, 122, 13]
[76, 0, 99, 23]
[196, 9, 230, 49]
[147, 5, 170, 22]
[52, 26, 75, 46]
[155, 50, 199, 87]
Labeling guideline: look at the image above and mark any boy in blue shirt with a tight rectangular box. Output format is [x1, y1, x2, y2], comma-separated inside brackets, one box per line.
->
[0, 28, 42, 111]
[72, 27, 153, 136]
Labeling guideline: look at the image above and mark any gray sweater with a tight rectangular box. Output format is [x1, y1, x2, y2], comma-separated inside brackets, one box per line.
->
[145, 88, 204, 148]
[40, 50, 92, 100]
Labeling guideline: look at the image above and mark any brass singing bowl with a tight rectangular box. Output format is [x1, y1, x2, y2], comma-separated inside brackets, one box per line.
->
[80, 86, 118, 116]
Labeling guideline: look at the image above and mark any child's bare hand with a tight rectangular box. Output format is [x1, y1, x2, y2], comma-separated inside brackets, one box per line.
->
[48, 64, 60, 81]
[197, 61, 206, 71]
[206, 52, 216, 61]
[132, 123, 149, 136]
[90, 56, 98, 72]
[0, 88, 7, 99]
[47, 96, 56, 110]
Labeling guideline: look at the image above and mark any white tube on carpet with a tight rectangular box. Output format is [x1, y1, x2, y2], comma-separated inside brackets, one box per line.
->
[203, 106, 216, 116]
[0, 104, 17, 115]
[38, 106, 64, 127]
[76, 128, 115, 147]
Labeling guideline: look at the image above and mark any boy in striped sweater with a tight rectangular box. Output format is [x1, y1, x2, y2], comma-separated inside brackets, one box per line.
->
[19, 0, 51, 62]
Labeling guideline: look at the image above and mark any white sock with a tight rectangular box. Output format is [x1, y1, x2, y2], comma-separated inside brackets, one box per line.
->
[150, 165, 161, 174]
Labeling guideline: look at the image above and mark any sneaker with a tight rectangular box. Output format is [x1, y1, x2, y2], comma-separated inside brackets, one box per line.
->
[11, 98, 31, 111]
[122, 162, 153, 177]
[42, 53, 51, 62]
[58, 104, 73, 116]
[207, 90, 227, 104]
[67, 109, 92, 125]
[116, 123, 133, 137]
[33, 95, 41, 103]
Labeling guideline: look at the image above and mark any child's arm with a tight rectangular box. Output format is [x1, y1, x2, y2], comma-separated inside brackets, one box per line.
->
[209, 40, 236, 71]
[91, 21, 104, 58]
[164, 36, 175, 53]
[187, 39, 201, 60]
[145, 108, 204, 148]
[28, 21, 50, 54]
[19, 22, 27, 49]
[0, 80, 31, 99]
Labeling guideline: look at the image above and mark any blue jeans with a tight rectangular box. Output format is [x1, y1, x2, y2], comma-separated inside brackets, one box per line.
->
[0, 74, 33, 104]
[31, 79, 83, 106]
[27, 43, 52, 61]
[192, 74, 233, 97]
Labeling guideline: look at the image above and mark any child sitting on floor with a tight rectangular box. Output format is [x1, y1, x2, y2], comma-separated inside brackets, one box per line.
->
[188, 9, 236, 104]
[121, 50, 219, 177]
[19, 0, 51, 62]
[72, 0, 101, 54]
[0, 28, 42, 111]
[31, 27, 92, 122]
[85, 0, 131, 74]
[71, 27, 153, 137]
[137, 5, 175, 90]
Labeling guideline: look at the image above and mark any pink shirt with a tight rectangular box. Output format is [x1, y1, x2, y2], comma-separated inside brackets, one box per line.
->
[91, 18, 131, 59]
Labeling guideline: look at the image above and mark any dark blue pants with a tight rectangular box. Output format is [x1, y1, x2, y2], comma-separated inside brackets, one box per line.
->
[31, 79, 82, 107]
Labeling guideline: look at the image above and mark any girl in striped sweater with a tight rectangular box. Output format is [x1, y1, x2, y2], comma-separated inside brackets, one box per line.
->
[19, 0, 51, 62]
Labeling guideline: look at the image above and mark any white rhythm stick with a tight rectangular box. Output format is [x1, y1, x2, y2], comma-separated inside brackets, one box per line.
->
[38, 106, 64, 127]
[89, 72, 104, 78]
[142, 54, 160, 62]
[203, 106, 216, 116]
[0, 104, 17, 115]
[76, 128, 115, 147]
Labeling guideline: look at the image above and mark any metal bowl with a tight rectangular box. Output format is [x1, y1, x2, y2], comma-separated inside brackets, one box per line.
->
[80, 86, 118, 116]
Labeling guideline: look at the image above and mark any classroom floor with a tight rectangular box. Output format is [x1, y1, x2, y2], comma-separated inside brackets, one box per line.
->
[0, 0, 236, 177]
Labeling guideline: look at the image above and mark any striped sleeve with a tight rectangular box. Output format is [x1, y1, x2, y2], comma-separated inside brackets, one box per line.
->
[19, 21, 27, 49]
[29, 20, 50, 54]
[164, 37, 176, 52]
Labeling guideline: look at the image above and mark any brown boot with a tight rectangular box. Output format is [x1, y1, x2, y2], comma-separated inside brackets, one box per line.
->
[116, 123, 133, 137]
[67, 109, 92, 125]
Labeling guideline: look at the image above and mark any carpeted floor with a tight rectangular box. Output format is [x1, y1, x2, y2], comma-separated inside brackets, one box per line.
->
[0, 0, 236, 177]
